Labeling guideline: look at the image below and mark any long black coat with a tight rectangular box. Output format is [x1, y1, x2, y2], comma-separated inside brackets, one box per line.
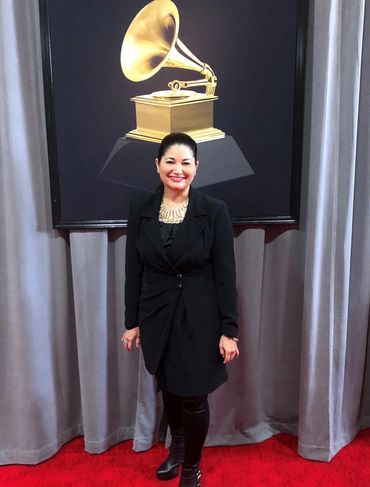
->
[125, 186, 238, 395]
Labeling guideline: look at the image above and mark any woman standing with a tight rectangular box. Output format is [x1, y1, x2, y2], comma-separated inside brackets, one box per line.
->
[122, 132, 239, 487]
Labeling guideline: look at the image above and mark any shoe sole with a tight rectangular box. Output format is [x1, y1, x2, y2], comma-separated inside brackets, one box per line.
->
[156, 468, 180, 480]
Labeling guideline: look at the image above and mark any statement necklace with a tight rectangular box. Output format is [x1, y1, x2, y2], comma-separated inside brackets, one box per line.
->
[159, 197, 189, 224]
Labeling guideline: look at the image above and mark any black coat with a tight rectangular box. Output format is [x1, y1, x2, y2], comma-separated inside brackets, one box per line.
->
[125, 186, 238, 395]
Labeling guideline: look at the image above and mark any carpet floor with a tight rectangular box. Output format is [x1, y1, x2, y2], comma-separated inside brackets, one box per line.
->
[1, 429, 370, 486]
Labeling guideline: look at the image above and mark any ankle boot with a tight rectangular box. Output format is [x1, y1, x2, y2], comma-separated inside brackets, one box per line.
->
[179, 465, 201, 487]
[156, 429, 184, 480]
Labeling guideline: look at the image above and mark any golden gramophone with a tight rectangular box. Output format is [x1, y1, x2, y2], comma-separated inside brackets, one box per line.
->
[120, 0, 225, 143]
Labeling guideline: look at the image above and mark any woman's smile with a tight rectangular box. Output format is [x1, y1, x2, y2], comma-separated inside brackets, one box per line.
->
[169, 175, 186, 182]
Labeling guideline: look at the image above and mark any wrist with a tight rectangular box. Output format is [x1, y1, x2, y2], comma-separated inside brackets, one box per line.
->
[221, 334, 239, 342]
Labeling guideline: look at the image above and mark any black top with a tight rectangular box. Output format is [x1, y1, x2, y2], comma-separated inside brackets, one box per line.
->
[159, 222, 179, 250]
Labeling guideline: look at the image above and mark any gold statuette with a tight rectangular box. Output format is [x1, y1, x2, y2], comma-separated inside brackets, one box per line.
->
[120, 0, 225, 143]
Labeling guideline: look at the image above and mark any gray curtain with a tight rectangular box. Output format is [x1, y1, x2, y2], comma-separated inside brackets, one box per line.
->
[0, 0, 369, 465]
[298, 0, 370, 460]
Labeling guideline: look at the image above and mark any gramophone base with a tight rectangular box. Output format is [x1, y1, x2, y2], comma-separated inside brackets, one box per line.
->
[100, 135, 253, 191]
[126, 93, 225, 143]
[125, 127, 225, 143]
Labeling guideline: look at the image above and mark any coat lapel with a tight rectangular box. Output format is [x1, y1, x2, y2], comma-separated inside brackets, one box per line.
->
[139, 186, 208, 269]
[166, 188, 208, 265]
[140, 188, 171, 264]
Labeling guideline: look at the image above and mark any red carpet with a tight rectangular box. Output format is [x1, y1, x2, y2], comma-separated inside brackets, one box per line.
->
[1, 430, 370, 486]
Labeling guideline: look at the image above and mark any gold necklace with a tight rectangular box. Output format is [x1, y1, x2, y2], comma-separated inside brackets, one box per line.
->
[159, 198, 189, 224]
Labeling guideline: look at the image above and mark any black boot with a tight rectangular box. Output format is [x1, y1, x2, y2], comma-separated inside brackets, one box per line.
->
[179, 465, 201, 487]
[178, 395, 208, 487]
[156, 428, 184, 480]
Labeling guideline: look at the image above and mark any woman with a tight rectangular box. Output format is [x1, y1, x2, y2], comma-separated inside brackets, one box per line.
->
[122, 132, 239, 487]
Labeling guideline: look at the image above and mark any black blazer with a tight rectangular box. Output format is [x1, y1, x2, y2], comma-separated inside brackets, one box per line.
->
[125, 186, 238, 381]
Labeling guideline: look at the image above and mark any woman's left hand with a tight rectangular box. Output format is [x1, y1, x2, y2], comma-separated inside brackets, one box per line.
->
[121, 327, 141, 352]
[219, 335, 240, 364]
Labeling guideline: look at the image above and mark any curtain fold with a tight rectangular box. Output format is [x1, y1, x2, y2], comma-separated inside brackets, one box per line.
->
[350, 0, 370, 433]
[298, 0, 369, 461]
[0, 0, 82, 464]
[0, 0, 369, 465]
[69, 231, 139, 454]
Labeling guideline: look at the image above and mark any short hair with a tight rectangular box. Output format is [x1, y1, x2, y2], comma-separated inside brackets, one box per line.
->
[157, 132, 197, 161]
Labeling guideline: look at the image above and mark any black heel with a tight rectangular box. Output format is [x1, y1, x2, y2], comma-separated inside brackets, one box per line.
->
[179, 465, 201, 487]
[156, 428, 184, 480]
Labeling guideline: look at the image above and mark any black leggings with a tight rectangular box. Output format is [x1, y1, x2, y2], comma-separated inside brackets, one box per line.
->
[162, 391, 210, 466]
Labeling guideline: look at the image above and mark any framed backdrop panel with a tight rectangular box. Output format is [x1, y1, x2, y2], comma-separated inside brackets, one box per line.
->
[39, 0, 309, 228]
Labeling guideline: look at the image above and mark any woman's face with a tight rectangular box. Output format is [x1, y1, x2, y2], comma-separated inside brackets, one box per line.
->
[156, 144, 199, 194]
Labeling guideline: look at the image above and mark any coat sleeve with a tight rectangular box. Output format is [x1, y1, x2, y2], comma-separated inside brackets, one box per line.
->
[124, 203, 143, 329]
[211, 202, 238, 338]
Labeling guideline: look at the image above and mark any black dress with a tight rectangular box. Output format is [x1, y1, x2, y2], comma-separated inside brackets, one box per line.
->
[125, 187, 238, 397]
[156, 221, 227, 396]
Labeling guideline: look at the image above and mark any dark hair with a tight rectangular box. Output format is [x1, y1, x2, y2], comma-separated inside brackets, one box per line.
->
[157, 132, 197, 161]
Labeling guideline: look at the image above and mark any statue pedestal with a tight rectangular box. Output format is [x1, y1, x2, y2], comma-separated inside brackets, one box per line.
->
[100, 135, 253, 192]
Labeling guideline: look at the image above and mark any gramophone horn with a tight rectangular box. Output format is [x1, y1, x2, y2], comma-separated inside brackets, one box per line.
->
[120, 0, 215, 90]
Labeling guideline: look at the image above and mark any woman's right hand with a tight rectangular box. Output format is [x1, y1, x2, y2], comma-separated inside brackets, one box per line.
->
[121, 327, 140, 352]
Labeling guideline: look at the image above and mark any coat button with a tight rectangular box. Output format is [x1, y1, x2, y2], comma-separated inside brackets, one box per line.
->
[176, 283, 183, 289]
[176, 273, 182, 280]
